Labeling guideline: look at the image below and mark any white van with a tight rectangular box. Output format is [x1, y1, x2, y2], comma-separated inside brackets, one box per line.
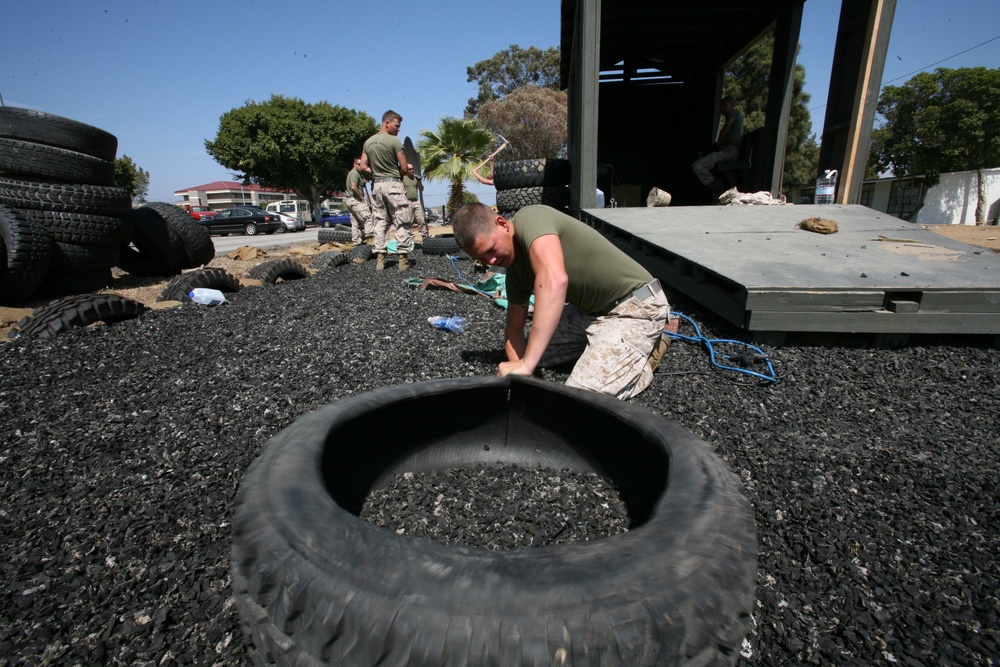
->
[266, 200, 313, 223]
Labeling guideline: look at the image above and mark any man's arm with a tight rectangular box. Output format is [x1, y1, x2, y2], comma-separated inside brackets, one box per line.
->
[503, 304, 529, 362]
[396, 149, 409, 178]
[498, 234, 568, 377]
[715, 114, 734, 148]
[358, 154, 373, 176]
[350, 180, 365, 200]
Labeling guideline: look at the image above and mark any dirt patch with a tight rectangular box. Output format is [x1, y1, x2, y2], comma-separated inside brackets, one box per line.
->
[925, 223, 1000, 252]
[0, 240, 350, 340]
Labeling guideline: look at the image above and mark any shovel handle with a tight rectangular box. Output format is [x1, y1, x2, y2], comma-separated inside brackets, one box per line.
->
[476, 142, 509, 169]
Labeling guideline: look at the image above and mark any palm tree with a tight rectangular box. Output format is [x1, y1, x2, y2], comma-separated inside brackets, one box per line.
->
[418, 117, 494, 213]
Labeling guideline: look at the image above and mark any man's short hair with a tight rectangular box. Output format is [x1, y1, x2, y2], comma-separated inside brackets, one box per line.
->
[452, 203, 497, 251]
[382, 110, 402, 123]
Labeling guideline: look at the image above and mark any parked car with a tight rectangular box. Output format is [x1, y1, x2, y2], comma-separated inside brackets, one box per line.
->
[184, 205, 217, 221]
[273, 211, 306, 233]
[198, 206, 283, 236]
[319, 209, 351, 228]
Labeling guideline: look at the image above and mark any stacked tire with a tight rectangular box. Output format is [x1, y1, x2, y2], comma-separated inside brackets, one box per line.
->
[493, 158, 572, 219]
[0, 107, 213, 305]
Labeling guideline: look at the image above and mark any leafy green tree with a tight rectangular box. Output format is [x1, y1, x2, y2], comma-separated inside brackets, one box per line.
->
[466, 44, 561, 116]
[418, 117, 494, 213]
[723, 33, 819, 193]
[869, 67, 1000, 223]
[205, 95, 377, 220]
[114, 155, 149, 206]
[476, 85, 568, 160]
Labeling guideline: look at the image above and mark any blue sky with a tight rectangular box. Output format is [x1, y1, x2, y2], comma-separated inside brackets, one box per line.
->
[2, 1, 997, 207]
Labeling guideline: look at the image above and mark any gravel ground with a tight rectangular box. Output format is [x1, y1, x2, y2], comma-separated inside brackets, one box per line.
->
[0, 251, 997, 666]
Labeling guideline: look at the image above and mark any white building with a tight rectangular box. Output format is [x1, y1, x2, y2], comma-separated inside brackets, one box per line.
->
[795, 168, 1000, 225]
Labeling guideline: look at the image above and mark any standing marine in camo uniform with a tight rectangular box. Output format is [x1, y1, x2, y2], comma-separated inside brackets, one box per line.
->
[359, 110, 414, 271]
[402, 164, 427, 241]
[453, 203, 677, 400]
[346, 157, 373, 245]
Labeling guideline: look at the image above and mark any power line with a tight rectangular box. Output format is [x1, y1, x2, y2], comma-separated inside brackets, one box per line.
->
[807, 32, 1000, 113]
[882, 33, 1000, 85]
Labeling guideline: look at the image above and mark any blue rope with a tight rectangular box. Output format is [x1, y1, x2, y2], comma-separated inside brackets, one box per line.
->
[666, 312, 780, 383]
[447, 254, 496, 298]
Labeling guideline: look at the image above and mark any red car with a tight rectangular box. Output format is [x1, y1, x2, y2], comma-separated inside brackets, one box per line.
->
[184, 205, 217, 221]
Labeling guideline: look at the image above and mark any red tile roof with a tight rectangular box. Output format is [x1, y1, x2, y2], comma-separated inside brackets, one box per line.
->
[173, 181, 293, 194]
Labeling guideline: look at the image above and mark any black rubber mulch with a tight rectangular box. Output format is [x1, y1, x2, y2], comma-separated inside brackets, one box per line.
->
[0, 253, 997, 665]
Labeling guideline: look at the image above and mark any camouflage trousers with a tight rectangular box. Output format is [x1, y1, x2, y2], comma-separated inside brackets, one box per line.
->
[692, 145, 739, 186]
[408, 200, 427, 235]
[346, 196, 372, 245]
[371, 180, 413, 254]
[534, 282, 670, 400]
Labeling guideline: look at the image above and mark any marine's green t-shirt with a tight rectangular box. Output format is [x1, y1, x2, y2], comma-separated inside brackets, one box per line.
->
[346, 168, 368, 197]
[506, 205, 653, 314]
[403, 174, 421, 201]
[720, 108, 744, 149]
[363, 132, 404, 179]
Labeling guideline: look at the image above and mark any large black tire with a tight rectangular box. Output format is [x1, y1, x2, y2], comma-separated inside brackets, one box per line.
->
[12, 293, 148, 340]
[158, 267, 242, 303]
[231, 377, 757, 667]
[421, 234, 464, 257]
[0, 107, 118, 161]
[0, 203, 52, 304]
[0, 138, 116, 186]
[495, 186, 571, 212]
[493, 158, 571, 190]
[20, 209, 132, 246]
[245, 258, 310, 284]
[317, 228, 352, 244]
[117, 208, 185, 277]
[348, 243, 373, 263]
[33, 268, 113, 299]
[139, 202, 215, 268]
[0, 177, 132, 216]
[49, 241, 120, 272]
[310, 251, 349, 270]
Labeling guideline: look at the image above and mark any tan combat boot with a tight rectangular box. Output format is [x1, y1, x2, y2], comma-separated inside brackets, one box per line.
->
[376, 253, 386, 271]
[398, 254, 411, 271]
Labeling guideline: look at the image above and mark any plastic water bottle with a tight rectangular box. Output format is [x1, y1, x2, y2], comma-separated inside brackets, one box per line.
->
[815, 169, 837, 205]
[189, 288, 226, 305]
[428, 315, 468, 333]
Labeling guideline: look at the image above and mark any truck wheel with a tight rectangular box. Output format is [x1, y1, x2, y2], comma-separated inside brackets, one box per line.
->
[246, 259, 309, 284]
[20, 209, 132, 246]
[12, 293, 147, 340]
[0, 107, 118, 160]
[0, 203, 52, 304]
[493, 158, 571, 190]
[310, 251, 349, 270]
[232, 377, 758, 667]
[0, 176, 132, 216]
[0, 138, 115, 186]
[158, 267, 242, 302]
[117, 209, 185, 277]
[140, 203, 215, 269]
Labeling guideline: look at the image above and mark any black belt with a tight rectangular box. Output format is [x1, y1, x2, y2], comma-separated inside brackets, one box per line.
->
[613, 279, 663, 308]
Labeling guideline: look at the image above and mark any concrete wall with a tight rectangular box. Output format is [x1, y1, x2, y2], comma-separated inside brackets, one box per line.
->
[914, 168, 1000, 225]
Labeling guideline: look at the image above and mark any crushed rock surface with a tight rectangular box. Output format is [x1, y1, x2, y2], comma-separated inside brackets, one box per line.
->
[0, 251, 997, 665]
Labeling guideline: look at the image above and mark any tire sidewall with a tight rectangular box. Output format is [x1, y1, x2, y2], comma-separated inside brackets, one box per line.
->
[234, 377, 757, 661]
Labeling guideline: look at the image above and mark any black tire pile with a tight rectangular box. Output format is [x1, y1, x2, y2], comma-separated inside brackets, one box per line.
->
[493, 157, 572, 219]
[0, 107, 214, 306]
